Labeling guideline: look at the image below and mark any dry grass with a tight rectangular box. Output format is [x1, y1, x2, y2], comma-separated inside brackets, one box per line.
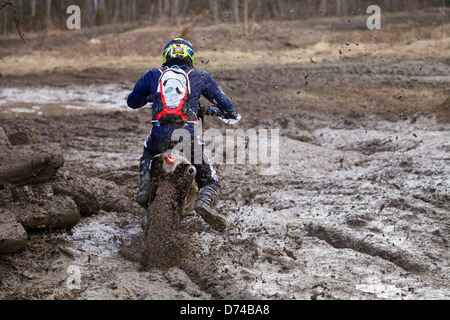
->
[0, 9, 449, 77]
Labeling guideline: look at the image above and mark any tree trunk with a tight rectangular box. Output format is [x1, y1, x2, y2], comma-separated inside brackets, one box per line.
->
[98, 0, 106, 24]
[232, 0, 239, 23]
[171, 0, 179, 18]
[162, 0, 170, 16]
[180, 0, 190, 14]
[113, 0, 121, 23]
[158, 0, 164, 17]
[30, 0, 37, 17]
[208, 0, 219, 22]
[335, 0, 342, 16]
[319, 0, 327, 15]
[45, 0, 52, 26]
[276, 0, 286, 18]
[0, 143, 64, 187]
[243, 0, 248, 34]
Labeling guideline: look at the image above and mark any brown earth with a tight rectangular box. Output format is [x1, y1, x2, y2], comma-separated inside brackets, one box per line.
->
[0, 9, 449, 301]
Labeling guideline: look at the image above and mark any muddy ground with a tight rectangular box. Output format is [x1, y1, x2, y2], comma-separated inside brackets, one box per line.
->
[0, 11, 449, 301]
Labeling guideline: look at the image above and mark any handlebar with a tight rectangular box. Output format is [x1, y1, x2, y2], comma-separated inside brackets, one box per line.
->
[198, 105, 224, 118]
[198, 105, 241, 125]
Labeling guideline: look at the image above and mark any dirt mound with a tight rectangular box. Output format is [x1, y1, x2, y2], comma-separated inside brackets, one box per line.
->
[0, 126, 142, 256]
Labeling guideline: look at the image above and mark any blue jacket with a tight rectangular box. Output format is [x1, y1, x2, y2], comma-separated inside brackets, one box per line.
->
[127, 63, 235, 138]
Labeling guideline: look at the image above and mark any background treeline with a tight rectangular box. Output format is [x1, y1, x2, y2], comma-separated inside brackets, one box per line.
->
[1, 0, 448, 34]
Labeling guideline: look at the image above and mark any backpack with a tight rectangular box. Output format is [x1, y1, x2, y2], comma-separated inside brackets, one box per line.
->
[154, 66, 196, 124]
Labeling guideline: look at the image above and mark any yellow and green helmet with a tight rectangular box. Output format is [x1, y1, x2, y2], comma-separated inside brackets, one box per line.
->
[162, 38, 196, 67]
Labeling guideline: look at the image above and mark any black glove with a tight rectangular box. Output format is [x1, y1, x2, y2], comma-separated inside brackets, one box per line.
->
[224, 111, 239, 119]
[221, 111, 241, 125]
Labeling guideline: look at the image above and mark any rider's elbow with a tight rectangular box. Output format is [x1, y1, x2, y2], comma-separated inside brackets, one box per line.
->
[127, 95, 141, 109]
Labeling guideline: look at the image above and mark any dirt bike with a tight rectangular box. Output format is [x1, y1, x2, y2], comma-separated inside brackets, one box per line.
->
[143, 105, 240, 269]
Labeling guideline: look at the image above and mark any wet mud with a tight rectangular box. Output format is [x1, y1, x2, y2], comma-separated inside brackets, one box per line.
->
[0, 24, 449, 300]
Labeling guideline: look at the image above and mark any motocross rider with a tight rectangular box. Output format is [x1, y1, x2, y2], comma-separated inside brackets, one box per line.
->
[127, 38, 240, 232]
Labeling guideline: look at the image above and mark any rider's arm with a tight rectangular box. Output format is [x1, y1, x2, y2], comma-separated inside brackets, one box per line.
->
[127, 71, 152, 109]
[201, 72, 237, 118]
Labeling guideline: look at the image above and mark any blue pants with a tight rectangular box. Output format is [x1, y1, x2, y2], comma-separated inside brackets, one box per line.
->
[141, 134, 219, 189]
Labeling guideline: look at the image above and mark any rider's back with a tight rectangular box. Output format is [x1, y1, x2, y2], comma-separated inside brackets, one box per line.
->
[127, 64, 234, 138]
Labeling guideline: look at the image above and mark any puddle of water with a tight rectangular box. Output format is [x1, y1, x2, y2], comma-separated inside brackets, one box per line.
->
[0, 84, 133, 118]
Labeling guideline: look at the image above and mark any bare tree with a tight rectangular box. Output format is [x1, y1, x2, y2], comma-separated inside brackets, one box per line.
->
[243, 0, 248, 34]
[0, 0, 25, 41]
[99, 0, 107, 23]
[45, 0, 51, 26]
[172, 0, 179, 18]
[30, 0, 36, 17]
[180, 0, 190, 14]
[232, 0, 239, 23]
[208, 0, 219, 22]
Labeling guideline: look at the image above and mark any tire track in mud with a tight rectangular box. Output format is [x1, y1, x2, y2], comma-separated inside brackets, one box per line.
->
[296, 124, 448, 277]
[305, 222, 429, 273]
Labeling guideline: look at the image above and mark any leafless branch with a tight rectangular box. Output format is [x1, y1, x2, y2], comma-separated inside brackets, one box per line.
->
[1, 0, 26, 43]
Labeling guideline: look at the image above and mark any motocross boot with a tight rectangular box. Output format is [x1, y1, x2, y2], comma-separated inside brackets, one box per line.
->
[136, 158, 151, 208]
[194, 184, 226, 232]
